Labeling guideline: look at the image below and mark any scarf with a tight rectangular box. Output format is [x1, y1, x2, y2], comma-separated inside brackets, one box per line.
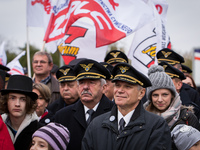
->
[144, 94, 182, 128]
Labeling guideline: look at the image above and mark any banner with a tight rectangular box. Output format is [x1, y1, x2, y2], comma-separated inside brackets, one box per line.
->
[0, 41, 7, 66]
[127, 0, 170, 76]
[44, 0, 154, 63]
[7, 51, 26, 75]
[27, 0, 52, 28]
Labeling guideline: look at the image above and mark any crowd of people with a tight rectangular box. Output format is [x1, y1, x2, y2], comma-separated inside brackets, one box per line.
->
[0, 48, 200, 150]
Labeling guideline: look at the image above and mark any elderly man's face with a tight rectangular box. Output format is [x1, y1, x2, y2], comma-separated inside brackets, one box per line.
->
[78, 79, 103, 104]
[59, 81, 79, 105]
[114, 81, 145, 112]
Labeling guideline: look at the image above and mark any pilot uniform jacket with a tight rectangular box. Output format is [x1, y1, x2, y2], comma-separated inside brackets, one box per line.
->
[54, 94, 114, 150]
[47, 97, 79, 115]
[82, 102, 172, 150]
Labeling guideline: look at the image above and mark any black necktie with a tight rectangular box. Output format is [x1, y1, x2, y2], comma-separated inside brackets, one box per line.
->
[86, 109, 94, 125]
[119, 118, 125, 134]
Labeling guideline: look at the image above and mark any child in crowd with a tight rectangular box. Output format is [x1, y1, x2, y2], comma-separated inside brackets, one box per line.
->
[171, 124, 200, 150]
[30, 122, 70, 150]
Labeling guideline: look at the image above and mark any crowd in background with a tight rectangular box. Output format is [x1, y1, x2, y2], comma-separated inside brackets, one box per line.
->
[0, 48, 200, 150]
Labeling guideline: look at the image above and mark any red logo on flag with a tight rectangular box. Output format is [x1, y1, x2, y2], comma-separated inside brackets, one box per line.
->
[31, 0, 51, 14]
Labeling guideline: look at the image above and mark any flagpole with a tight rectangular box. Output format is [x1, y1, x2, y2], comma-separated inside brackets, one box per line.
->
[26, 0, 32, 78]
[41, 41, 46, 51]
[26, 27, 32, 78]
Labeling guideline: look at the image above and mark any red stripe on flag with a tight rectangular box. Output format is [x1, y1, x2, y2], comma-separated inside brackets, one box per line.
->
[11, 68, 24, 75]
[195, 57, 200, 60]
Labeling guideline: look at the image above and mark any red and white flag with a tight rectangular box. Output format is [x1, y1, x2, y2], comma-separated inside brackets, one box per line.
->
[128, 0, 170, 76]
[27, 0, 52, 28]
[44, 0, 154, 64]
[0, 41, 7, 66]
[7, 51, 26, 75]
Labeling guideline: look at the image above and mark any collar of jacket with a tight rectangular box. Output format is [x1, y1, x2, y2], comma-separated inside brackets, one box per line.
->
[102, 101, 146, 136]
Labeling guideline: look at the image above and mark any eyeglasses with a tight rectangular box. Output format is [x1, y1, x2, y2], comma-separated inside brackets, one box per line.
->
[32, 60, 49, 64]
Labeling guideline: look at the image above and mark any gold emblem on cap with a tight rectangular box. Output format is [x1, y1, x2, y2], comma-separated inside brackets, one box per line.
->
[110, 52, 120, 58]
[161, 51, 171, 58]
[119, 66, 129, 73]
[103, 65, 108, 68]
[80, 63, 93, 72]
[59, 69, 70, 75]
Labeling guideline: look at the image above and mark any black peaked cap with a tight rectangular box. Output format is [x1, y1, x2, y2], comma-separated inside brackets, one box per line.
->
[159, 61, 186, 80]
[74, 59, 111, 80]
[156, 48, 185, 65]
[112, 62, 151, 88]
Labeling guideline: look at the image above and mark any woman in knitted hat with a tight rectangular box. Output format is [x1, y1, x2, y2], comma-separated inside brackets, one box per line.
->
[32, 83, 54, 125]
[144, 65, 200, 149]
[30, 122, 70, 150]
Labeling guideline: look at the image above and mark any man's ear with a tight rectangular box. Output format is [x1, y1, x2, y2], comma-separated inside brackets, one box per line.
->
[177, 81, 183, 90]
[102, 83, 108, 94]
[138, 88, 146, 101]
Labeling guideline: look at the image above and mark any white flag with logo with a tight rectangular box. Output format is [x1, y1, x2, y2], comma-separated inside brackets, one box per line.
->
[44, 0, 155, 63]
[128, 0, 170, 76]
[7, 51, 26, 75]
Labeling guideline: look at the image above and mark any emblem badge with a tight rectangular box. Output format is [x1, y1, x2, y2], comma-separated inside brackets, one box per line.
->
[119, 66, 129, 73]
[59, 68, 70, 75]
[80, 63, 93, 71]
[110, 52, 120, 58]
[161, 51, 172, 58]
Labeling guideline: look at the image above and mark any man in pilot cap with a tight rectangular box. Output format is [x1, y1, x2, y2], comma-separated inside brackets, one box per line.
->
[82, 62, 171, 150]
[54, 59, 114, 150]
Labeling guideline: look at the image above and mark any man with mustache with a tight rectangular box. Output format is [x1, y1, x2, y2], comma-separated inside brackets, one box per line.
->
[47, 65, 79, 115]
[54, 59, 114, 150]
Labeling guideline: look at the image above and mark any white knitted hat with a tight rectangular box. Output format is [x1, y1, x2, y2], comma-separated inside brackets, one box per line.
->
[146, 64, 176, 100]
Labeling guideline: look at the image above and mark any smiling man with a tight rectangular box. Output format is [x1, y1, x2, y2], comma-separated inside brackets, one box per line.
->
[54, 59, 114, 150]
[82, 62, 172, 150]
[32, 51, 60, 104]
[0, 75, 42, 150]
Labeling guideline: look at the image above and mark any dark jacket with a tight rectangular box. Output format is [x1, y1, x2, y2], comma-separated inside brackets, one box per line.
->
[14, 120, 42, 150]
[171, 106, 200, 131]
[180, 83, 200, 118]
[171, 106, 200, 150]
[54, 94, 114, 150]
[47, 97, 79, 115]
[39, 110, 54, 125]
[82, 102, 171, 150]
[46, 75, 60, 104]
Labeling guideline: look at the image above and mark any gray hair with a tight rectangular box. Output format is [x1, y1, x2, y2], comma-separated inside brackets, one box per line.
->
[33, 51, 53, 64]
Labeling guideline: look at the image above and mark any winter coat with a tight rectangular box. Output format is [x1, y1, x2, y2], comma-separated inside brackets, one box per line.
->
[0, 116, 14, 150]
[47, 97, 79, 115]
[170, 106, 200, 131]
[180, 83, 200, 119]
[82, 102, 171, 150]
[46, 75, 60, 104]
[54, 94, 114, 150]
[1, 112, 42, 150]
[39, 110, 54, 125]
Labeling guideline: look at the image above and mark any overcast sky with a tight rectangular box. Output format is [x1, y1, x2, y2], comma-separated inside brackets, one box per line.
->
[0, 0, 200, 55]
